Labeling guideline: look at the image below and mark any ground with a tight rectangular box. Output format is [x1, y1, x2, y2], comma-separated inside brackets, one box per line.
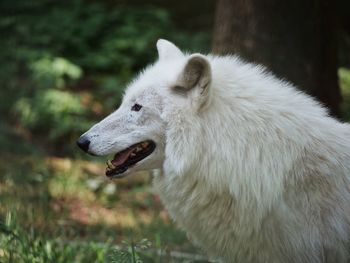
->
[0, 154, 207, 262]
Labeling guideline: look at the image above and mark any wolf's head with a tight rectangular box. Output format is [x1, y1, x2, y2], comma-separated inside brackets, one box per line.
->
[77, 39, 212, 178]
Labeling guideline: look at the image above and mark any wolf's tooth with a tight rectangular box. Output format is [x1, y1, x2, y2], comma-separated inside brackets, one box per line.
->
[130, 153, 136, 157]
[107, 160, 116, 169]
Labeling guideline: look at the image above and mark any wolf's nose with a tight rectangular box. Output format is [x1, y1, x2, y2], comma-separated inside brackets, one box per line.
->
[76, 135, 90, 152]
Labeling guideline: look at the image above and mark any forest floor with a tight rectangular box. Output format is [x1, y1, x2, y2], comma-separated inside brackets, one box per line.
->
[0, 154, 208, 262]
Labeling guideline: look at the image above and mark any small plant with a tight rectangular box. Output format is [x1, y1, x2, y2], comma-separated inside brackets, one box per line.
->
[109, 239, 152, 263]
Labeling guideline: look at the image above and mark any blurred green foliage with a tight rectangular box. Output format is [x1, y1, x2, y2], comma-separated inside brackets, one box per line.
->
[0, 0, 210, 155]
[339, 68, 350, 121]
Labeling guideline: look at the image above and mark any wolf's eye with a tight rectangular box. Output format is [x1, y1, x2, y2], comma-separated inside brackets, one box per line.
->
[131, 103, 142, 112]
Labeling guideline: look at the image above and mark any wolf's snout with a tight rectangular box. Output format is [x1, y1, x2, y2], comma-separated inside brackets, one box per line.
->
[76, 135, 90, 152]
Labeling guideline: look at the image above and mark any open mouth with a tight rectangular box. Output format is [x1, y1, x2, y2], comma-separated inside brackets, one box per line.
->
[105, 140, 156, 178]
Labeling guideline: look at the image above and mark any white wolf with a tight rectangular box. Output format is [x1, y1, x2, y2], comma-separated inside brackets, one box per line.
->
[77, 39, 350, 262]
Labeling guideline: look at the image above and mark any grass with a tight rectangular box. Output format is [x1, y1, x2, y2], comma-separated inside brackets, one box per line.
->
[0, 154, 205, 262]
[0, 212, 110, 262]
[0, 212, 159, 263]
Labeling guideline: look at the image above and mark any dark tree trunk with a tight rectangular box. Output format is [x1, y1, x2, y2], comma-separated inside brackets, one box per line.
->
[212, 0, 341, 117]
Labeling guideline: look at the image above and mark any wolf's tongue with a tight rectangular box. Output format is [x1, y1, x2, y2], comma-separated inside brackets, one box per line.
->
[111, 148, 135, 167]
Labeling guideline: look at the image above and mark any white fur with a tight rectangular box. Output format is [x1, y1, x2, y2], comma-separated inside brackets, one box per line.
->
[82, 39, 350, 262]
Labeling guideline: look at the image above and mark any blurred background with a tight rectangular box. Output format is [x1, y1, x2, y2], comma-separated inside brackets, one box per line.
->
[0, 0, 350, 262]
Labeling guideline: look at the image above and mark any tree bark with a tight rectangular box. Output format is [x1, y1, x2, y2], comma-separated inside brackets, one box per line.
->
[212, 0, 341, 117]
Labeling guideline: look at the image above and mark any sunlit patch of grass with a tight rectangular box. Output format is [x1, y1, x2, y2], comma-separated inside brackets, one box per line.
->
[48, 168, 96, 202]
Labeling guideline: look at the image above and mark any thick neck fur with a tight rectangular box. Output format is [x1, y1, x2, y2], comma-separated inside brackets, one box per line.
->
[153, 54, 350, 262]
[162, 55, 347, 222]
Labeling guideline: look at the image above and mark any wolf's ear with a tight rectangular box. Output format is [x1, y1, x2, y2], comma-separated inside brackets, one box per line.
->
[174, 54, 211, 107]
[157, 39, 183, 60]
